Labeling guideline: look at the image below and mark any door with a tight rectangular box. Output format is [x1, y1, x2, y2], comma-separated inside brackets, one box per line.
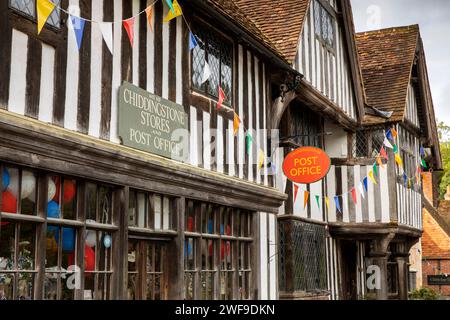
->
[339, 240, 358, 300]
[127, 239, 167, 300]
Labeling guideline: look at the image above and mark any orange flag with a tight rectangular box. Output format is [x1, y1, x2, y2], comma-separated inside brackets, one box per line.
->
[391, 128, 398, 138]
[376, 156, 384, 168]
[380, 146, 388, 160]
[123, 17, 135, 47]
[303, 191, 310, 209]
[233, 112, 241, 136]
[145, 6, 153, 31]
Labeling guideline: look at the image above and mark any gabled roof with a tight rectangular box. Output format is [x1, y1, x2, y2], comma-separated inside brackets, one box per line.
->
[234, 0, 310, 64]
[355, 25, 420, 124]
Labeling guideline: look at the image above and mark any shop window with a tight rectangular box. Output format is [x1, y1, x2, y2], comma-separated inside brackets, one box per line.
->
[48, 175, 78, 221]
[184, 201, 253, 300]
[314, 0, 335, 50]
[1, 166, 38, 216]
[408, 271, 417, 292]
[286, 104, 323, 148]
[0, 222, 36, 300]
[352, 128, 385, 158]
[278, 220, 328, 294]
[192, 24, 233, 106]
[9, 0, 61, 29]
[128, 190, 174, 230]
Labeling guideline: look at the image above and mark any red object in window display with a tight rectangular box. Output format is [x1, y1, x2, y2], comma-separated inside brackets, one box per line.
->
[209, 242, 213, 256]
[52, 177, 61, 203]
[220, 242, 224, 260]
[68, 244, 95, 271]
[225, 225, 231, 236]
[1, 190, 17, 225]
[187, 216, 194, 232]
[63, 180, 76, 204]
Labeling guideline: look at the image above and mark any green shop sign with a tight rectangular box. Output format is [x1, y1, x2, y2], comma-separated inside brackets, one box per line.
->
[118, 81, 189, 160]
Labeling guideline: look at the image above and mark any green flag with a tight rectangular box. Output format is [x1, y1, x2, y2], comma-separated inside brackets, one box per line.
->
[421, 158, 427, 169]
[245, 132, 253, 154]
[373, 162, 378, 177]
[393, 144, 398, 154]
[315, 195, 320, 209]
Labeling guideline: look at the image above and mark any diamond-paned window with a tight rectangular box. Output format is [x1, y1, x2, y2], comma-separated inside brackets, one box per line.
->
[192, 25, 233, 106]
[9, 0, 61, 29]
[352, 127, 386, 158]
[314, 0, 335, 49]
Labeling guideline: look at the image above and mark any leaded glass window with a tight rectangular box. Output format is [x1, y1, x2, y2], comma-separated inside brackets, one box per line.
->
[314, 0, 335, 49]
[289, 105, 323, 148]
[352, 127, 385, 158]
[9, 0, 61, 29]
[192, 26, 233, 106]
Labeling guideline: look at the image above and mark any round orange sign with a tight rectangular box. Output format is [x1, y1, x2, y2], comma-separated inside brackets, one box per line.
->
[282, 147, 331, 184]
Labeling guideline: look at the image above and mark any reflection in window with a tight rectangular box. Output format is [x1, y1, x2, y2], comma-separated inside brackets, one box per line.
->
[128, 190, 174, 230]
[9, 0, 61, 29]
[47, 176, 77, 221]
[0, 223, 36, 300]
[1, 166, 38, 216]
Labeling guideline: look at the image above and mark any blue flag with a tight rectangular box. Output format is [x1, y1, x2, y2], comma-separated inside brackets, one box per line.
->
[363, 177, 368, 192]
[189, 32, 198, 50]
[386, 129, 394, 141]
[70, 15, 85, 50]
[334, 196, 342, 213]
[403, 173, 408, 187]
[420, 146, 425, 157]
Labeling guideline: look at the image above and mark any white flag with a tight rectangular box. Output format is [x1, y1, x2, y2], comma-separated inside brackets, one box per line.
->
[98, 22, 113, 54]
[201, 61, 211, 84]
[383, 137, 393, 149]
[359, 182, 365, 199]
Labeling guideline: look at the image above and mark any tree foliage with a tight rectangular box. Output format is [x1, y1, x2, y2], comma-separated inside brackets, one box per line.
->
[438, 121, 450, 199]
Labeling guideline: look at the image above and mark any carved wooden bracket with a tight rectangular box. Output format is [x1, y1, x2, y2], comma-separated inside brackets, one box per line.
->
[270, 90, 298, 130]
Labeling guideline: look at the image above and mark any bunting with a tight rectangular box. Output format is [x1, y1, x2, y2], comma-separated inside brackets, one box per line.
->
[304, 191, 310, 210]
[164, 0, 176, 15]
[386, 129, 394, 141]
[145, 6, 154, 31]
[217, 86, 225, 109]
[351, 187, 357, 204]
[393, 144, 398, 154]
[201, 62, 211, 84]
[395, 154, 403, 167]
[245, 132, 253, 154]
[384, 138, 394, 149]
[421, 158, 428, 169]
[359, 182, 365, 199]
[98, 23, 113, 54]
[325, 197, 330, 210]
[334, 196, 341, 213]
[391, 128, 398, 138]
[70, 15, 86, 50]
[293, 184, 299, 203]
[189, 32, 198, 50]
[368, 170, 377, 185]
[164, 0, 182, 22]
[380, 146, 388, 160]
[315, 195, 321, 209]
[258, 149, 265, 170]
[123, 17, 136, 47]
[420, 146, 426, 157]
[403, 173, 408, 187]
[376, 156, 384, 168]
[37, 0, 56, 35]
[233, 112, 241, 136]
[373, 163, 378, 177]
[363, 177, 368, 192]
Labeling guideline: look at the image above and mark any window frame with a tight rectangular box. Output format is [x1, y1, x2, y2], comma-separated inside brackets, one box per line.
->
[313, 0, 336, 54]
[9, 0, 62, 32]
[190, 18, 235, 108]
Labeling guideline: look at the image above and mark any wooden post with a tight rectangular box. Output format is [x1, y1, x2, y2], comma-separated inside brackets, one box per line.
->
[112, 186, 128, 300]
[167, 197, 185, 299]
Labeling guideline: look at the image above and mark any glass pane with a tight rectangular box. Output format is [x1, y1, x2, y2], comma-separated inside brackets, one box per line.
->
[154, 244, 161, 272]
[21, 170, 36, 215]
[185, 272, 194, 300]
[128, 240, 137, 272]
[128, 190, 136, 227]
[137, 192, 146, 228]
[163, 196, 170, 230]
[154, 195, 161, 230]
[186, 201, 195, 232]
[127, 273, 137, 300]
[184, 238, 195, 270]
[43, 273, 58, 300]
[47, 0, 61, 28]
[18, 223, 35, 270]
[97, 232, 112, 272]
[86, 183, 97, 221]
[0, 273, 14, 300]
[9, 0, 35, 17]
[0, 223, 15, 270]
[98, 186, 112, 224]
[207, 37, 220, 97]
[16, 272, 33, 300]
[314, 0, 321, 37]
[192, 38, 206, 91]
[153, 275, 161, 300]
[62, 179, 77, 220]
[220, 43, 232, 104]
[3, 167, 18, 214]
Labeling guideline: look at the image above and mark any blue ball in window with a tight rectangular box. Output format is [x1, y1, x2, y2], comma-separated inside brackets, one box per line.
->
[47, 201, 60, 218]
[2, 168, 10, 191]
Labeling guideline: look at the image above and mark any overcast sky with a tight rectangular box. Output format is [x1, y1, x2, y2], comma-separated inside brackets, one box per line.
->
[351, 0, 450, 125]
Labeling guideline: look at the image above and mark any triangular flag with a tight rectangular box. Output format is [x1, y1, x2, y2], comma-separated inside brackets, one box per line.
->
[164, 0, 182, 22]
[245, 132, 253, 154]
[373, 163, 378, 177]
[315, 195, 320, 209]
[421, 158, 427, 169]
[304, 191, 310, 209]
[395, 154, 403, 167]
[420, 146, 425, 157]
[189, 32, 198, 50]
[258, 149, 265, 170]
[393, 144, 399, 154]
[359, 183, 365, 199]
[98, 22, 113, 54]
[201, 61, 211, 84]
[380, 146, 388, 160]
[384, 138, 393, 149]
[37, 0, 56, 35]
[351, 187, 357, 205]
[403, 173, 408, 187]
[363, 177, 368, 192]
[325, 197, 330, 210]
[164, 0, 176, 15]
[145, 6, 154, 31]
[217, 86, 225, 109]
[386, 129, 394, 141]
[334, 196, 342, 213]
[293, 184, 299, 203]
[407, 178, 412, 189]
[376, 156, 384, 168]
[233, 112, 241, 136]
[391, 128, 398, 138]
[368, 170, 377, 185]
[123, 17, 135, 47]
[70, 15, 86, 50]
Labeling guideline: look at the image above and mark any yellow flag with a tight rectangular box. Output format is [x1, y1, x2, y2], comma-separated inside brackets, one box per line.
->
[258, 149, 264, 170]
[163, 0, 182, 22]
[368, 170, 377, 185]
[376, 156, 384, 168]
[395, 154, 403, 167]
[325, 196, 330, 210]
[37, 0, 56, 35]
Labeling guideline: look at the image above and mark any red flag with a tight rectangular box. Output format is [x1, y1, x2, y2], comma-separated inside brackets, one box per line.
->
[293, 184, 299, 203]
[217, 86, 225, 109]
[123, 17, 135, 47]
[351, 187, 357, 204]
[380, 146, 388, 160]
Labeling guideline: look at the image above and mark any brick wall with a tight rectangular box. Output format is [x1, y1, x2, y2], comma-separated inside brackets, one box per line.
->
[422, 259, 450, 296]
[422, 210, 450, 259]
